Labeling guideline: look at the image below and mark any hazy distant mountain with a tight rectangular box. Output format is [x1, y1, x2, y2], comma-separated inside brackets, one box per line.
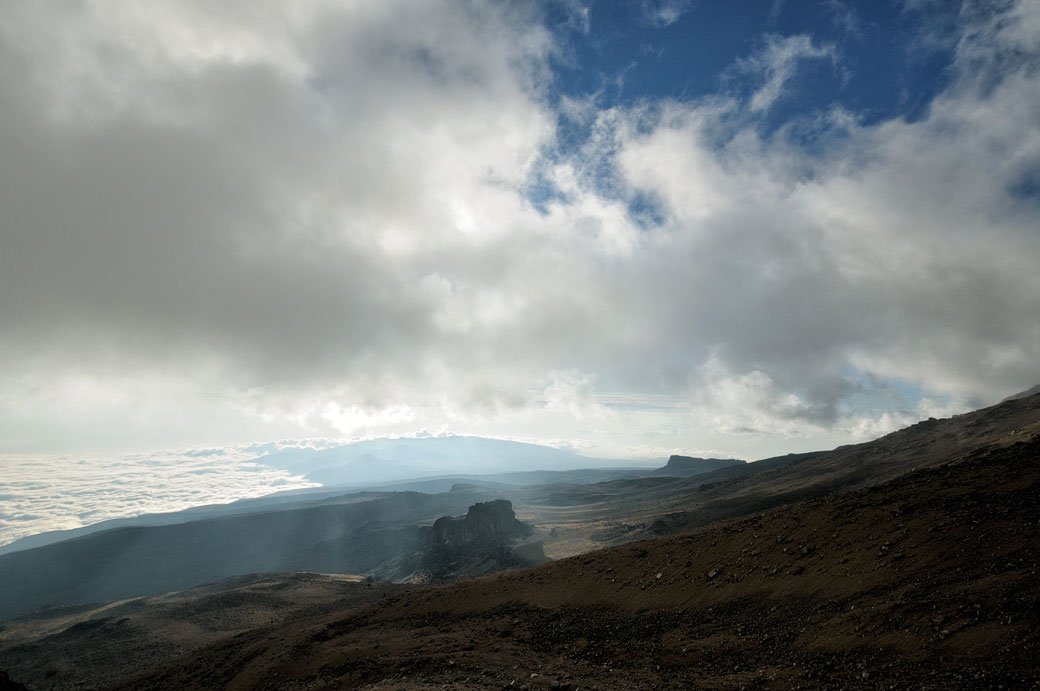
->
[254, 436, 630, 486]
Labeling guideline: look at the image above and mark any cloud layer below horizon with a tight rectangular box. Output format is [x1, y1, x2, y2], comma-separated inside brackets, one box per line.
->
[1, 0, 1039, 461]
[0, 448, 318, 547]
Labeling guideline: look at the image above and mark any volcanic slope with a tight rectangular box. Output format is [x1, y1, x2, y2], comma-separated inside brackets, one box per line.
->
[0, 573, 408, 690]
[0, 488, 508, 620]
[498, 390, 1040, 556]
[107, 427, 1040, 689]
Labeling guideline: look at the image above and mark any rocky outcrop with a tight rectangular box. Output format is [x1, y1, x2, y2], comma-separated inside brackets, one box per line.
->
[653, 455, 745, 477]
[427, 500, 531, 547]
[419, 500, 542, 581]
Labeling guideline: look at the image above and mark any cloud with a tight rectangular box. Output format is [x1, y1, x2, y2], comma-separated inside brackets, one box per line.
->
[0, 450, 318, 546]
[539, 369, 611, 419]
[0, 0, 558, 447]
[320, 403, 418, 437]
[730, 33, 838, 112]
[690, 349, 844, 436]
[565, 1, 1040, 434]
[822, 0, 863, 40]
[640, 0, 692, 27]
[0, 0, 1037, 460]
[556, 1, 591, 36]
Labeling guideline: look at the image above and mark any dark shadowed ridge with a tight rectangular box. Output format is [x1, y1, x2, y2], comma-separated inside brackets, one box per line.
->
[0, 491, 497, 620]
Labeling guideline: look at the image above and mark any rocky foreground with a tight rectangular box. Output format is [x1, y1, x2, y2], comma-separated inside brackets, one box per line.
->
[96, 436, 1039, 690]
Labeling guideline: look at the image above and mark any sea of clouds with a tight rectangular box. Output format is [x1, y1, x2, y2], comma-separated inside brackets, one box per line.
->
[0, 449, 319, 547]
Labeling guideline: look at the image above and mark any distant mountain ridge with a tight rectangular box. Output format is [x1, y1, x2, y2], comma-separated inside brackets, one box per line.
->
[652, 455, 745, 477]
[253, 435, 635, 486]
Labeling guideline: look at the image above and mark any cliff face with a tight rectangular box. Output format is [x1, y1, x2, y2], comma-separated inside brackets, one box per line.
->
[427, 499, 530, 548]
[653, 455, 745, 477]
[419, 500, 541, 580]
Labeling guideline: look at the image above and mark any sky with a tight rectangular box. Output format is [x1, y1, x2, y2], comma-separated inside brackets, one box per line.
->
[2, 0, 1039, 466]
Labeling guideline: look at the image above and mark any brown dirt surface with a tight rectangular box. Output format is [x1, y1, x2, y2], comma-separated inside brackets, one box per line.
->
[105, 435, 1040, 690]
[0, 573, 409, 690]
